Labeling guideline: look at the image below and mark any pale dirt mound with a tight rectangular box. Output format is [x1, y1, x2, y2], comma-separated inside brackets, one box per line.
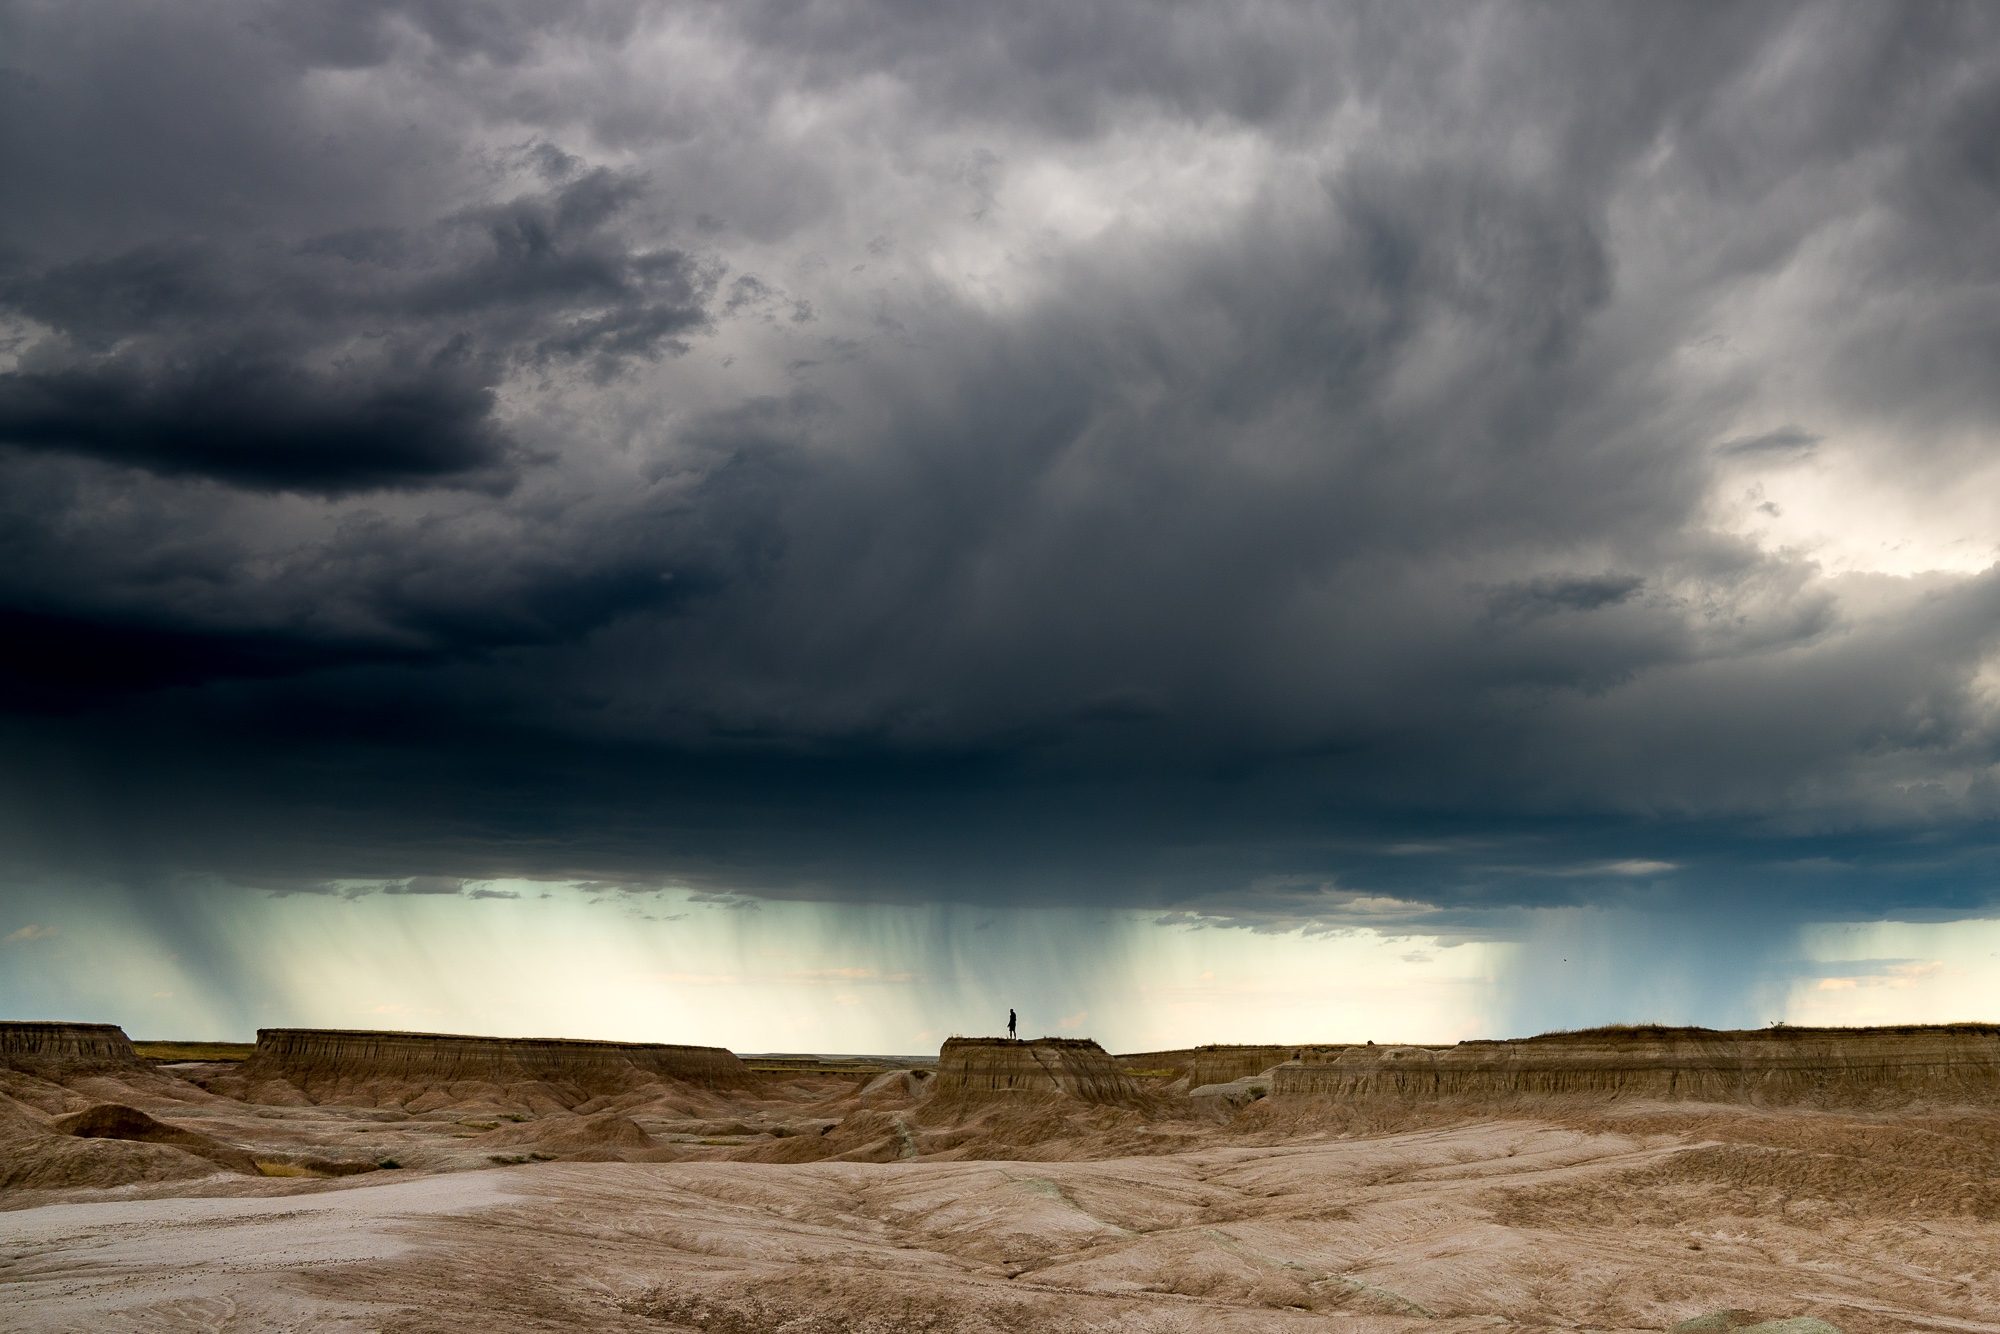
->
[2, 1024, 238, 1128]
[5, 1031, 1999, 1330]
[0, 1030, 268, 1194]
[743, 1089, 1208, 1166]
[1672, 1316, 1844, 1334]
[1187, 1066, 1282, 1117]
[0, 1067, 96, 1118]
[857, 1068, 933, 1108]
[206, 1026, 750, 1112]
[0, 1098, 221, 1192]
[20, 1115, 1977, 1331]
[741, 1107, 910, 1163]
[1499, 1105, 2000, 1228]
[480, 1111, 656, 1160]
[50, 1103, 259, 1175]
[934, 1037, 1150, 1107]
[909, 1094, 1204, 1162]
[1274, 1024, 2000, 1106]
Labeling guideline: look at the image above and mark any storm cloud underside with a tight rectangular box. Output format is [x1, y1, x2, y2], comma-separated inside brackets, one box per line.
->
[3, 1, 1999, 1044]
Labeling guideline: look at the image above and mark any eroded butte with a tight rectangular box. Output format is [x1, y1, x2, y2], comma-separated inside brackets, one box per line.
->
[4, 1023, 1999, 1332]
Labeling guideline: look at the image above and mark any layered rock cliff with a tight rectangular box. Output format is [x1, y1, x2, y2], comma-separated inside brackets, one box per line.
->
[935, 1038, 1146, 1105]
[226, 1027, 750, 1110]
[0, 1021, 140, 1071]
[1120, 1044, 1353, 1086]
[1273, 1025, 2000, 1105]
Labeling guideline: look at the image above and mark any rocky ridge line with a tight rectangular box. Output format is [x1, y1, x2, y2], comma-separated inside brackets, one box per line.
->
[1274, 1025, 2000, 1103]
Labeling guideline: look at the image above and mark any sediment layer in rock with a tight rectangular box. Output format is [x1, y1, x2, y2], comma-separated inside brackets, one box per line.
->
[934, 1037, 1146, 1105]
[0, 1021, 140, 1071]
[1273, 1025, 2000, 1104]
[233, 1027, 749, 1107]
[1120, 1044, 1353, 1086]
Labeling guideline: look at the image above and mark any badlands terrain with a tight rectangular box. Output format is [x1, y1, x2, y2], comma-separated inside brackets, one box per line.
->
[4, 1021, 2000, 1332]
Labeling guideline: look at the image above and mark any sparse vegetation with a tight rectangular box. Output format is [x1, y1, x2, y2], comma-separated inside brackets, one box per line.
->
[132, 1041, 255, 1063]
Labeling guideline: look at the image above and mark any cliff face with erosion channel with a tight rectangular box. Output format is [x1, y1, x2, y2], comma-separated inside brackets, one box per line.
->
[1272, 1025, 2000, 1104]
[0, 1021, 140, 1071]
[935, 1038, 1146, 1105]
[237, 1027, 749, 1104]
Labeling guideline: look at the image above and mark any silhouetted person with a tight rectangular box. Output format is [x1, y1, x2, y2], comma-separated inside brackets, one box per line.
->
[1008, 1008, 1017, 1040]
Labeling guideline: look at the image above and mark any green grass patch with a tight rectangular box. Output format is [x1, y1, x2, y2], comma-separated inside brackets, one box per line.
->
[134, 1041, 255, 1063]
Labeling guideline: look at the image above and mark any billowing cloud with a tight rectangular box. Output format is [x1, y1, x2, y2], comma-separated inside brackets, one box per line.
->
[0, 164, 715, 493]
[3, 1, 1999, 1035]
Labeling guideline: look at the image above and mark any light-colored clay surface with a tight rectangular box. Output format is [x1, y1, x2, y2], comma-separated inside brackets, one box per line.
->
[6, 1023, 1998, 1331]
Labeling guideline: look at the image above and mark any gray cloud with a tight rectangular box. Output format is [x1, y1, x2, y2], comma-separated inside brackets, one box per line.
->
[1717, 427, 1822, 459]
[1487, 574, 1648, 620]
[384, 876, 467, 896]
[0, 164, 717, 494]
[0, 346, 510, 494]
[2, 0, 1999, 1009]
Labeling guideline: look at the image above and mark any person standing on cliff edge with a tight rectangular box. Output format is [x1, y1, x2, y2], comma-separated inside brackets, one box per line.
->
[1008, 1008, 1017, 1041]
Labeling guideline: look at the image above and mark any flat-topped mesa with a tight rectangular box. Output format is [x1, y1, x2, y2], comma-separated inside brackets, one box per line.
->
[936, 1037, 1146, 1105]
[1273, 1024, 2000, 1105]
[0, 1021, 140, 1071]
[241, 1027, 750, 1103]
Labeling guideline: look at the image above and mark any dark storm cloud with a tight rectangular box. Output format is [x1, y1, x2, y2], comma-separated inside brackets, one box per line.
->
[1487, 574, 1647, 620]
[3, 0, 2000, 972]
[0, 603, 420, 707]
[0, 347, 507, 493]
[0, 163, 717, 493]
[1717, 427, 1821, 460]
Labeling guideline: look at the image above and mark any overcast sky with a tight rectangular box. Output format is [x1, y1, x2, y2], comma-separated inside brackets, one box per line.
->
[4, 1, 1998, 1048]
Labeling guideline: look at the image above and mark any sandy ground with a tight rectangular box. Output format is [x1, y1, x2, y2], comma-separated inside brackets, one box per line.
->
[8, 1108, 2000, 1333]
